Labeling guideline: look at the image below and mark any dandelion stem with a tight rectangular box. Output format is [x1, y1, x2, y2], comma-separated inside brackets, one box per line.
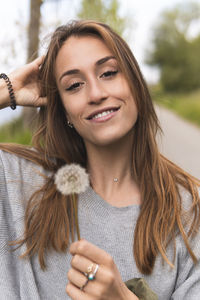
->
[72, 193, 80, 240]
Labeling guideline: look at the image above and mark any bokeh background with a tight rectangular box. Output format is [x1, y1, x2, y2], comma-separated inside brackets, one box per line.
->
[0, 0, 200, 177]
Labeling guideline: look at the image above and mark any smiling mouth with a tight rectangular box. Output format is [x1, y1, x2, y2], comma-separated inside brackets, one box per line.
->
[87, 107, 120, 120]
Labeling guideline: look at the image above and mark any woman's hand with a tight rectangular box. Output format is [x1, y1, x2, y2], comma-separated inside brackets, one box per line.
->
[8, 56, 47, 107]
[66, 239, 138, 300]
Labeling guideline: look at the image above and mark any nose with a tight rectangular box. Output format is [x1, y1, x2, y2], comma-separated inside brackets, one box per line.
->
[87, 78, 108, 104]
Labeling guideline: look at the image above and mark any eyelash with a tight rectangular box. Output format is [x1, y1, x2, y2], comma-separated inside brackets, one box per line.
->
[66, 70, 118, 91]
[100, 70, 118, 78]
[66, 82, 83, 91]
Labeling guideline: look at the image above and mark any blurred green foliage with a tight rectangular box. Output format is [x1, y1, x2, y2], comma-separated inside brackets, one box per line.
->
[1, 87, 200, 144]
[0, 116, 32, 145]
[77, 0, 127, 37]
[151, 85, 200, 126]
[147, 2, 200, 92]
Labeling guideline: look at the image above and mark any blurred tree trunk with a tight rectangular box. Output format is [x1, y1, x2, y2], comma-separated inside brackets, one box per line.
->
[22, 0, 43, 129]
[27, 0, 42, 62]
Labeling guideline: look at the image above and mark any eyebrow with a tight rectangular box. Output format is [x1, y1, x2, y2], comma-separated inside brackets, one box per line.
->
[59, 55, 116, 82]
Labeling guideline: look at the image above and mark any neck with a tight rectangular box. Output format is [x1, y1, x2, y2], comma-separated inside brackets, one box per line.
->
[85, 134, 140, 206]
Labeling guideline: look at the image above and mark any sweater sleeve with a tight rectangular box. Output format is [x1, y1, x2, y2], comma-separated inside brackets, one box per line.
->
[171, 189, 200, 300]
[0, 152, 20, 299]
[0, 150, 42, 300]
[171, 249, 200, 299]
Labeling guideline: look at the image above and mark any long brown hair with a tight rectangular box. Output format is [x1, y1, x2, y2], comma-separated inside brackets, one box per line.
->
[1, 20, 200, 274]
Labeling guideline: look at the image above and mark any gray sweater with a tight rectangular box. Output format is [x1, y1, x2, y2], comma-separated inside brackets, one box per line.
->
[0, 150, 200, 300]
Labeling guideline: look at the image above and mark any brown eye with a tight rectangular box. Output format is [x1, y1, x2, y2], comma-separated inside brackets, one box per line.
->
[100, 70, 118, 78]
[66, 82, 83, 91]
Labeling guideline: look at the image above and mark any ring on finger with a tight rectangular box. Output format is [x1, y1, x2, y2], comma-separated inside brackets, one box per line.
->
[87, 263, 94, 274]
[84, 263, 94, 277]
[88, 264, 99, 281]
[80, 277, 89, 291]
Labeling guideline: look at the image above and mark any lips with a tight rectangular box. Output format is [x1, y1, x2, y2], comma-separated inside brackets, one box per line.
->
[86, 107, 120, 120]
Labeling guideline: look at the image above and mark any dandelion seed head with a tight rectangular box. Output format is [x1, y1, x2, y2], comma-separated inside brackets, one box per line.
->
[54, 164, 90, 195]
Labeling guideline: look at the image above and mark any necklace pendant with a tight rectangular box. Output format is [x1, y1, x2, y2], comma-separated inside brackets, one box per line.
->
[114, 178, 118, 182]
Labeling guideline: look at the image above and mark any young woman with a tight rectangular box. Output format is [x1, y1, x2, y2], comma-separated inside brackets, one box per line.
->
[0, 20, 200, 300]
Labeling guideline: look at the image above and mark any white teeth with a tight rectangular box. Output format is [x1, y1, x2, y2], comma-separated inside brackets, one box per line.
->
[92, 110, 114, 119]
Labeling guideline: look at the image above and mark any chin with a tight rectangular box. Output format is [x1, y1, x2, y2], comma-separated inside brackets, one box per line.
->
[86, 131, 133, 148]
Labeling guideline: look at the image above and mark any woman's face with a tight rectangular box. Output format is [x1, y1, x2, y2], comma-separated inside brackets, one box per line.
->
[55, 35, 138, 147]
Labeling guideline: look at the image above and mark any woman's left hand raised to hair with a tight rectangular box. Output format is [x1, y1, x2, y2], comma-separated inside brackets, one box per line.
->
[66, 239, 138, 300]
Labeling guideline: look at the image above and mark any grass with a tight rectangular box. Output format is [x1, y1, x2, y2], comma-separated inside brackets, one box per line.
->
[0, 116, 32, 145]
[150, 86, 200, 127]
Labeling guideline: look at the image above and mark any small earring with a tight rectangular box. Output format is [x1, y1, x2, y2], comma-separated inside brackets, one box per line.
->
[67, 120, 73, 128]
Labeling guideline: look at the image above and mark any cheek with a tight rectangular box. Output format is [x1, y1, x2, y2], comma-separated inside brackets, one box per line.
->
[111, 78, 132, 101]
[130, 99, 138, 120]
[61, 96, 80, 121]
[125, 94, 138, 123]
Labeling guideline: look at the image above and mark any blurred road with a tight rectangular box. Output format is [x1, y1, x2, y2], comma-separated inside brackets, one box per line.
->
[156, 105, 200, 179]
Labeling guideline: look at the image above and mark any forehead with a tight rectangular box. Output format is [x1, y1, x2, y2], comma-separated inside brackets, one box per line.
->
[55, 35, 114, 75]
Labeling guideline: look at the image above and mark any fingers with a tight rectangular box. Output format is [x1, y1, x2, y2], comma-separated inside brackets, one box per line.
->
[30, 55, 45, 72]
[67, 260, 97, 299]
[67, 267, 87, 289]
[35, 96, 47, 107]
[67, 262, 102, 299]
[33, 55, 45, 67]
[70, 239, 114, 268]
[71, 254, 101, 280]
[68, 240, 134, 299]
[66, 282, 93, 300]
